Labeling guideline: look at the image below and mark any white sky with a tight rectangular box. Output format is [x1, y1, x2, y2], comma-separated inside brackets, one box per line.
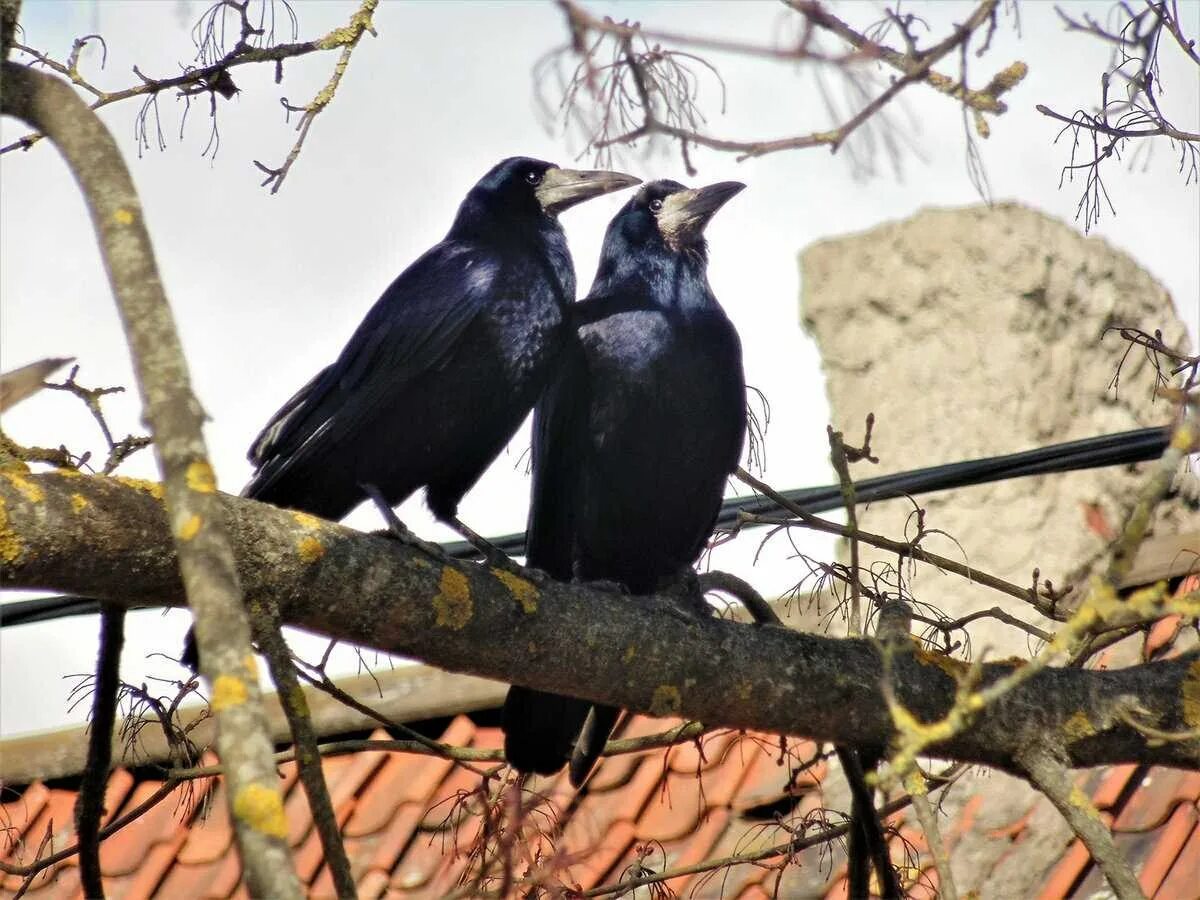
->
[1, 0, 1197, 738]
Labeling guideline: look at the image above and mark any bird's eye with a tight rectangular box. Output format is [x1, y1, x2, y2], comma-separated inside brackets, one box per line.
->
[525, 170, 543, 186]
[649, 198, 663, 212]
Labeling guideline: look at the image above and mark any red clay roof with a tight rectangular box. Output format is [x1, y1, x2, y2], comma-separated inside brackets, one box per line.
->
[3, 579, 1197, 898]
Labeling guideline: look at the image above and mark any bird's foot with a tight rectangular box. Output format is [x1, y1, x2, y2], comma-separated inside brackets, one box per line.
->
[363, 483, 447, 561]
[658, 570, 715, 622]
[577, 578, 630, 596]
[449, 516, 530, 576]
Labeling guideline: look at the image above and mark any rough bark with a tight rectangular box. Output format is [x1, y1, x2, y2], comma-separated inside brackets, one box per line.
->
[3, 470, 1198, 773]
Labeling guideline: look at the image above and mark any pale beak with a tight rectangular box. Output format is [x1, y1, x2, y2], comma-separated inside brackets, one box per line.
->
[657, 181, 746, 245]
[536, 167, 642, 216]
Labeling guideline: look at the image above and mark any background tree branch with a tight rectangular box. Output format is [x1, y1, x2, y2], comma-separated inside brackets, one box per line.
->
[3, 469, 1197, 773]
[0, 61, 301, 898]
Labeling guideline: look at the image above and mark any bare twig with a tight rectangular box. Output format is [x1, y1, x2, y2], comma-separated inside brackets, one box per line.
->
[3, 0, 376, 193]
[549, 0, 1022, 170]
[905, 768, 958, 900]
[734, 467, 1065, 619]
[253, 0, 377, 192]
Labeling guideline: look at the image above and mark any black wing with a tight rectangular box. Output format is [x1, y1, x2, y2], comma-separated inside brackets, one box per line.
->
[524, 328, 589, 579]
[245, 241, 502, 497]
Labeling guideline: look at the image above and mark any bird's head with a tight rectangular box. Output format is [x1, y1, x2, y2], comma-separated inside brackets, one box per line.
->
[467, 157, 641, 222]
[605, 179, 746, 259]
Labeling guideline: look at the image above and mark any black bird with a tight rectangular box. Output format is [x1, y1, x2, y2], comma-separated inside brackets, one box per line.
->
[503, 179, 749, 784]
[182, 157, 639, 668]
[244, 157, 639, 524]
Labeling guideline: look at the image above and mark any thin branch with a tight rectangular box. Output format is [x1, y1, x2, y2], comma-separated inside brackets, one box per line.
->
[252, 0, 377, 192]
[734, 467, 1063, 619]
[905, 769, 958, 900]
[252, 599, 355, 899]
[1019, 746, 1145, 900]
[0, 62, 301, 898]
[75, 605, 124, 900]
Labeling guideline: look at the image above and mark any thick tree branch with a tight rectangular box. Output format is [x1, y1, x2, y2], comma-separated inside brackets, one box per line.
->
[0, 62, 300, 898]
[3, 471, 1198, 773]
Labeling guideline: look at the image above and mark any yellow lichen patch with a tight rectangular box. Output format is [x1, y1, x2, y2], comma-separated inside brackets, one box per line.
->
[243, 655, 260, 679]
[649, 685, 682, 717]
[915, 647, 970, 678]
[287, 685, 310, 718]
[297, 535, 325, 563]
[3, 471, 44, 503]
[736, 680, 753, 702]
[112, 207, 135, 226]
[177, 514, 202, 541]
[1068, 785, 1100, 819]
[185, 460, 217, 493]
[0, 496, 23, 563]
[114, 476, 165, 501]
[54, 467, 83, 478]
[493, 568, 538, 614]
[232, 783, 289, 839]
[211, 674, 248, 711]
[623, 645, 637, 664]
[292, 511, 321, 530]
[70, 493, 89, 513]
[433, 567, 473, 629]
[1062, 711, 1097, 742]
[1183, 657, 1200, 728]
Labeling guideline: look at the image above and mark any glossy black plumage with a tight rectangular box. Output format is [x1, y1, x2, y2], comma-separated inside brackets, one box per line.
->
[503, 180, 748, 782]
[180, 157, 638, 670]
[245, 157, 635, 522]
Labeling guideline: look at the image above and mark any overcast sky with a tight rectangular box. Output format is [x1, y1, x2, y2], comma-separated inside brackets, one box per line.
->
[2, 0, 1197, 737]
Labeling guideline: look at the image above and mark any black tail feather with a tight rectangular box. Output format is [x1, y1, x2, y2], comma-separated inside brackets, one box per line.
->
[503, 686, 592, 776]
[569, 704, 621, 787]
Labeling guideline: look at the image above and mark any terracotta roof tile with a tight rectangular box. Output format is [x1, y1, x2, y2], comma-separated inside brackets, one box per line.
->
[1144, 614, 1184, 659]
[582, 749, 642, 793]
[1138, 800, 1198, 897]
[2, 788, 84, 892]
[122, 819, 194, 899]
[658, 806, 731, 895]
[635, 756, 746, 843]
[667, 729, 740, 775]
[156, 844, 242, 899]
[1037, 815, 1107, 900]
[344, 752, 415, 839]
[1092, 762, 1141, 811]
[389, 827, 456, 894]
[1073, 824, 1162, 898]
[564, 816, 636, 891]
[1157, 809, 1200, 899]
[565, 752, 662, 850]
[284, 755, 352, 848]
[357, 867, 391, 900]
[418, 764, 487, 833]
[368, 802, 426, 875]
[1113, 770, 1200, 832]
[0, 782, 50, 861]
[176, 784, 234, 866]
[97, 779, 192, 877]
[34, 863, 81, 900]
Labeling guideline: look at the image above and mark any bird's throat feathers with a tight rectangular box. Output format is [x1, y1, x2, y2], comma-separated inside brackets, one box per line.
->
[591, 235, 717, 315]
